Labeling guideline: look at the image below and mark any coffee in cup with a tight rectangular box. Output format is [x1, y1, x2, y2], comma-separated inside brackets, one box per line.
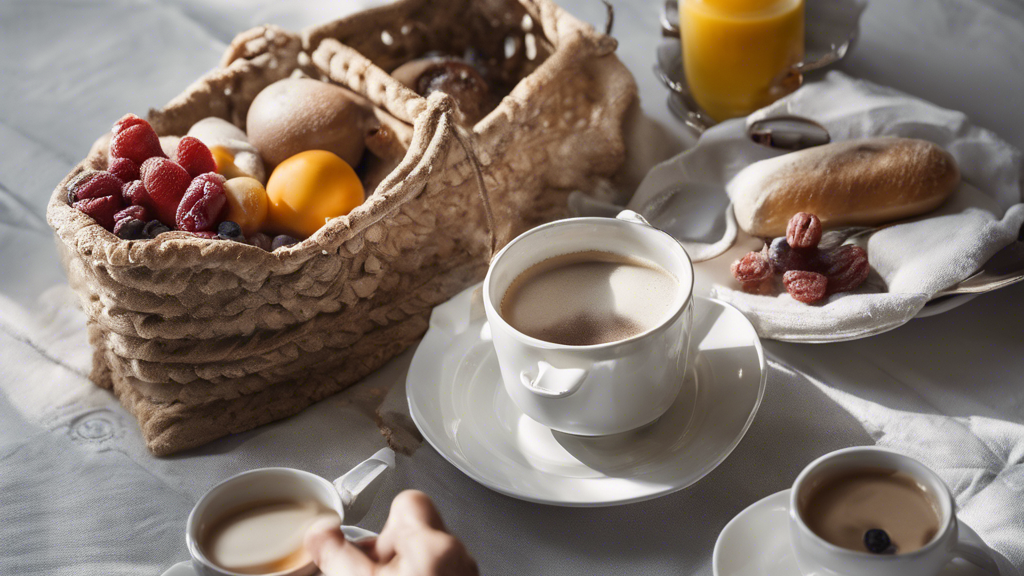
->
[180, 450, 394, 576]
[798, 467, 941, 554]
[483, 211, 695, 436]
[789, 448, 1001, 576]
[200, 500, 339, 575]
[499, 250, 681, 346]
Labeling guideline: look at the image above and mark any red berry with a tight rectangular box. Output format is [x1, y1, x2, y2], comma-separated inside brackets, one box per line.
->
[822, 245, 870, 294]
[110, 123, 165, 165]
[108, 157, 140, 182]
[786, 212, 823, 250]
[783, 270, 828, 303]
[175, 136, 217, 178]
[122, 179, 148, 206]
[731, 250, 774, 284]
[177, 173, 227, 232]
[190, 231, 219, 239]
[114, 204, 150, 224]
[141, 157, 192, 224]
[74, 195, 124, 231]
[68, 171, 123, 202]
[112, 113, 149, 135]
[731, 250, 775, 294]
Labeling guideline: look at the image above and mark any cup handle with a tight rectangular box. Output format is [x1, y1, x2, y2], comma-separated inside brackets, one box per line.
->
[661, 0, 679, 37]
[520, 361, 588, 398]
[616, 209, 653, 227]
[951, 531, 1001, 575]
[333, 447, 396, 525]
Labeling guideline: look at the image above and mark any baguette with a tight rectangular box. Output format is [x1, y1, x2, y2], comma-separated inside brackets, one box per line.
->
[727, 137, 960, 237]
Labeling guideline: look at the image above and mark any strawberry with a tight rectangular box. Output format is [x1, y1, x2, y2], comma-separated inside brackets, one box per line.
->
[112, 113, 150, 135]
[175, 136, 217, 178]
[141, 157, 192, 225]
[107, 157, 140, 183]
[177, 173, 227, 232]
[74, 195, 124, 231]
[121, 179, 148, 207]
[114, 204, 150, 224]
[110, 123, 165, 165]
[67, 171, 123, 203]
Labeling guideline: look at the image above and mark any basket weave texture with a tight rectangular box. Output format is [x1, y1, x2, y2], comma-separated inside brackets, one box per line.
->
[46, 0, 637, 455]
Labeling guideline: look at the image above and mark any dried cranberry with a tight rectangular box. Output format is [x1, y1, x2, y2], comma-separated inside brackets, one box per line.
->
[783, 270, 828, 303]
[786, 212, 822, 249]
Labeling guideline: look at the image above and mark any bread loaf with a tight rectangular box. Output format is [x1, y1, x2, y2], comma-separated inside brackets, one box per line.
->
[727, 138, 960, 237]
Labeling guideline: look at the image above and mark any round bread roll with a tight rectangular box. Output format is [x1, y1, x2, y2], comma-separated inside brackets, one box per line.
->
[727, 137, 960, 237]
[246, 78, 370, 169]
[391, 57, 490, 125]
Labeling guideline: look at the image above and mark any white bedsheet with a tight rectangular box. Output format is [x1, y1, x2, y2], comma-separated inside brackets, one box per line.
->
[1, 1, 1022, 575]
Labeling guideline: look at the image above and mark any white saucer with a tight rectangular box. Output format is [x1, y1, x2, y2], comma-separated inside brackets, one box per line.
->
[406, 285, 766, 507]
[713, 490, 1018, 576]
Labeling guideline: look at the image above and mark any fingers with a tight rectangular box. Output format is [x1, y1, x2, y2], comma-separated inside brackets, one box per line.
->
[400, 529, 480, 576]
[304, 518, 377, 576]
[375, 490, 447, 562]
[390, 490, 447, 532]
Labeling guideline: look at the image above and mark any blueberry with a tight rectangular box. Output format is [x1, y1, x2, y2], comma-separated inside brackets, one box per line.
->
[217, 220, 244, 241]
[271, 235, 299, 250]
[249, 233, 272, 251]
[143, 219, 171, 238]
[864, 529, 893, 554]
[115, 218, 147, 240]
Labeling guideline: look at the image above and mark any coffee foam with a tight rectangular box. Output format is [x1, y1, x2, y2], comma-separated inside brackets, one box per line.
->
[800, 468, 941, 554]
[202, 500, 339, 574]
[500, 251, 680, 346]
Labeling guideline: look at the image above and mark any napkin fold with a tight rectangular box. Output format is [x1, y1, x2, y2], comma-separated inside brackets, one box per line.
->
[623, 72, 1024, 341]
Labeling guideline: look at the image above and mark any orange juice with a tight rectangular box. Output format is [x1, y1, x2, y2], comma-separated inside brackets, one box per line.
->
[680, 0, 804, 122]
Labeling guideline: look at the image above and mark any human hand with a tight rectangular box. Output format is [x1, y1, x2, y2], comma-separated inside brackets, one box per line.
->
[304, 490, 479, 576]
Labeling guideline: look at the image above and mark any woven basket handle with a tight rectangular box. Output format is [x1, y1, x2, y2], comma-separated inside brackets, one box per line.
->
[311, 39, 427, 126]
[450, 123, 497, 257]
[310, 41, 497, 257]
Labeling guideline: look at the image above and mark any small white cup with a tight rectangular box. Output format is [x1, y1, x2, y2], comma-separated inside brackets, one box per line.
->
[168, 448, 394, 576]
[482, 211, 695, 436]
[789, 447, 1001, 576]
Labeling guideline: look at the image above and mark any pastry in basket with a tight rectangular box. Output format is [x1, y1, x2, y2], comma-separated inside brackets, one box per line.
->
[46, 0, 637, 456]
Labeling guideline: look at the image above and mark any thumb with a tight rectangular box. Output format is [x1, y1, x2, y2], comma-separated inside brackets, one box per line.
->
[304, 518, 377, 576]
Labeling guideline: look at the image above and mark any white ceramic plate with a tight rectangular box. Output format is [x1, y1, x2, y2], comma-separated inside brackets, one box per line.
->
[713, 490, 1019, 576]
[406, 285, 766, 507]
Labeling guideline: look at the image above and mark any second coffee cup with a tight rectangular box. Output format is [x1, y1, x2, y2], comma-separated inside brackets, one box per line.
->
[483, 211, 694, 436]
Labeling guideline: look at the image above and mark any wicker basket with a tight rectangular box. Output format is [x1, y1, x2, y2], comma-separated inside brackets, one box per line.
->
[46, 0, 636, 455]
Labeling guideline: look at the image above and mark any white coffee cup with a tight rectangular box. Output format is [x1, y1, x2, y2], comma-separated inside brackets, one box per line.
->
[163, 448, 394, 576]
[789, 447, 1001, 576]
[482, 210, 695, 436]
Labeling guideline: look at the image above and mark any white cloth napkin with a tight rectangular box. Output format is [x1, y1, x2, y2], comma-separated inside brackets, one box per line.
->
[623, 72, 1024, 342]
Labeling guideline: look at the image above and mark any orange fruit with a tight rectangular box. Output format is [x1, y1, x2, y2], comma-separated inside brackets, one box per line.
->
[265, 150, 365, 238]
[223, 177, 269, 236]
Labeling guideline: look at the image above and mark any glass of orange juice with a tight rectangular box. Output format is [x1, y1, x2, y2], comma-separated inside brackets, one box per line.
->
[680, 0, 804, 122]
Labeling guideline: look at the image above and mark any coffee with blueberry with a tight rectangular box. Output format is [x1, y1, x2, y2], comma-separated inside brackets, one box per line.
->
[798, 467, 941, 554]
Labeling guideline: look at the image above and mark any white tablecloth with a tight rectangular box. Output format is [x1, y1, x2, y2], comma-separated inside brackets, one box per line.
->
[1, 1, 1022, 575]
